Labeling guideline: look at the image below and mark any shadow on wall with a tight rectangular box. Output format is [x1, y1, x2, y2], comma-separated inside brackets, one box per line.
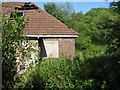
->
[39, 38, 47, 58]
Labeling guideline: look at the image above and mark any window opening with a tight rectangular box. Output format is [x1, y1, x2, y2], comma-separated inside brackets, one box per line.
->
[10, 12, 25, 18]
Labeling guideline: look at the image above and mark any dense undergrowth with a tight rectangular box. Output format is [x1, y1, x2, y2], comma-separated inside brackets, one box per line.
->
[13, 53, 120, 89]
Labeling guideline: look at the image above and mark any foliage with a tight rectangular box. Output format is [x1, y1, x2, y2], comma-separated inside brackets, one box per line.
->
[110, 1, 120, 13]
[13, 56, 95, 89]
[43, 2, 120, 89]
[107, 1, 120, 55]
[2, 11, 32, 89]
[44, 2, 73, 24]
[33, 56, 76, 89]
[14, 53, 120, 89]
[85, 53, 120, 89]
[13, 69, 34, 89]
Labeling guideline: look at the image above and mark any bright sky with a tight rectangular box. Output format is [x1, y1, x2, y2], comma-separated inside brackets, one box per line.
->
[35, 2, 110, 14]
[0, 0, 112, 14]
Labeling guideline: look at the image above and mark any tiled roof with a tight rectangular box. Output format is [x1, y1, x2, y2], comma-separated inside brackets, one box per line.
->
[2, 2, 79, 35]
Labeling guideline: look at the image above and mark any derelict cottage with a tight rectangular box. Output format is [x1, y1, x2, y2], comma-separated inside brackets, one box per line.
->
[2, 2, 79, 60]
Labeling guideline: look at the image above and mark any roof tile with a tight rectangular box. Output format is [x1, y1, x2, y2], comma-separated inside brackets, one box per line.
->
[2, 2, 79, 35]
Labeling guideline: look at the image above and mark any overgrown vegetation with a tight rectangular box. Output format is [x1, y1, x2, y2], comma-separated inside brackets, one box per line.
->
[2, 12, 26, 88]
[2, 11, 38, 89]
[44, 2, 120, 59]
[2, 1, 120, 89]
[12, 54, 120, 89]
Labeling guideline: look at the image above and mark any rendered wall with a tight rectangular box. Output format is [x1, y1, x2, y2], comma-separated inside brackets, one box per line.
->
[43, 40, 59, 58]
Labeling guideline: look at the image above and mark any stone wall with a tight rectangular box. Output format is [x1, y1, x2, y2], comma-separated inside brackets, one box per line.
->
[16, 39, 39, 75]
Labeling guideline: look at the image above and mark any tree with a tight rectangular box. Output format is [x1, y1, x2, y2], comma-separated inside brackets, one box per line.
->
[110, 1, 120, 13]
[44, 2, 73, 24]
[2, 11, 27, 88]
[85, 8, 116, 45]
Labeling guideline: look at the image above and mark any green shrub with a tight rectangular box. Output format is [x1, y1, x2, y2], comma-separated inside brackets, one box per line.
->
[85, 54, 120, 89]
[13, 54, 120, 89]
[32, 56, 76, 89]
[16, 56, 94, 89]
[13, 69, 34, 89]
[2, 11, 27, 89]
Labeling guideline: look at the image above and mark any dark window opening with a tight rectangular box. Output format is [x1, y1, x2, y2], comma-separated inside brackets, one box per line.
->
[10, 12, 24, 18]
[15, 3, 38, 10]
[39, 11, 42, 13]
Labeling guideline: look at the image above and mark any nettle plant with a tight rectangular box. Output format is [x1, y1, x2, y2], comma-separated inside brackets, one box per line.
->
[2, 11, 38, 88]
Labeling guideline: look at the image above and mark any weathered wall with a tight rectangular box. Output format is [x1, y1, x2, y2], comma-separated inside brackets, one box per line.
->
[16, 38, 39, 75]
[59, 38, 75, 60]
[41, 38, 75, 59]
[19, 37, 75, 61]
[43, 40, 59, 58]
[28, 40, 39, 60]
[40, 38, 59, 58]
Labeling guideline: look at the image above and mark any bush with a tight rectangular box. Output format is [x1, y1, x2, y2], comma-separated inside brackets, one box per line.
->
[2, 12, 27, 89]
[14, 56, 95, 89]
[32, 56, 77, 89]
[13, 54, 120, 89]
[13, 69, 34, 89]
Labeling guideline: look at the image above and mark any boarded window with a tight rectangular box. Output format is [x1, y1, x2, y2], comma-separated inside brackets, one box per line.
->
[40, 40, 59, 58]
